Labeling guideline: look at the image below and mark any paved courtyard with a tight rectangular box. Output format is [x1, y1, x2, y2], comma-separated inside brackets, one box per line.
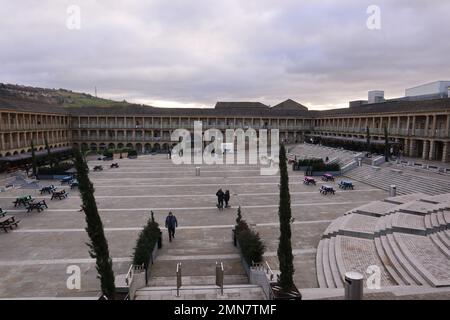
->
[0, 154, 388, 298]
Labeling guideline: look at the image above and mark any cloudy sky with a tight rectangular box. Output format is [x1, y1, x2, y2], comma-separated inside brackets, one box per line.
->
[1, 0, 450, 109]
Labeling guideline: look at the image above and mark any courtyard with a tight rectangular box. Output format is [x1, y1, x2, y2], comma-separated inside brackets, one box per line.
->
[0, 154, 387, 298]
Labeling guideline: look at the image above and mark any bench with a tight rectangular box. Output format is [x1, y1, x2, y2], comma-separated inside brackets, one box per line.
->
[110, 163, 119, 168]
[51, 190, 68, 200]
[322, 174, 335, 182]
[27, 200, 48, 213]
[13, 196, 33, 207]
[0, 208, 7, 217]
[0, 216, 20, 233]
[339, 181, 354, 190]
[40, 185, 56, 194]
[320, 185, 335, 195]
[303, 177, 316, 185]
[70, 180, 79, 189]
[93, 166, 103, 171]
[60, 176, 73, 184]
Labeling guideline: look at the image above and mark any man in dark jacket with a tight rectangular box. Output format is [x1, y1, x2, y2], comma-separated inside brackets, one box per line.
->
[216, 189, 224, 210]
[224, 190, 230, 208]
[165, 211, 178, 242]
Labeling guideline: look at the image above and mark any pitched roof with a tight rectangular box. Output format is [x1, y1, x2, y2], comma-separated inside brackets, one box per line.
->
[271, 99, 308, 111]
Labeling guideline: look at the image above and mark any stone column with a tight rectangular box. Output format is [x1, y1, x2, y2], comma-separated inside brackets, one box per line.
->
[403, 138, 409, 156]
[428, 140, 435, 161]
[442, 142, 450, 163]
[422, 140, 430, 160]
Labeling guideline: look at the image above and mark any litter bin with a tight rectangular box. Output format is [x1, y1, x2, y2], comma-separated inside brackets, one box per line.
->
[389, 185, 397, 197]
[195, 167, 200, 176]
[344, 271, 364, 300]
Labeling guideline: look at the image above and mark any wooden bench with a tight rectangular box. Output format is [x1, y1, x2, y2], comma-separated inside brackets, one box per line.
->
[27, 200, 48, 212]
[322, 173, 335, 181]
[320, 185, 335, 195]
[0, 208, 7, 217]
[70, 180, 79, 189]
[303, 177, 316, 185]
[0, 216, 20, 233]
[13, 196, 33, 207]
[40, 185, 56, 194]
[51, 190, 68, 200]
[339, 181, 354, 190]
[110, 163, 119, 168]
[93, 166, 103, 171]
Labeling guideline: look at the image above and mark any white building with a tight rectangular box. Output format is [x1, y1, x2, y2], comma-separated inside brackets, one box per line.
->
[405, 81, 450, 99]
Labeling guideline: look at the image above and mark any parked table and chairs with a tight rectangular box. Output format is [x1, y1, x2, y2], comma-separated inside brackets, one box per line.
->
[40, 185, 56, 194]
[320, 185, 335, 195]
[60, 176, 74, 185]
[51, 189, 69, 200]
[339, 180, 354, 190]
[13, 195, 33, 207]
[0, 215, 20, 233]
[26, 199, 48, 213]
[303, 176, 316, 185]
[322, 173, 335, 182]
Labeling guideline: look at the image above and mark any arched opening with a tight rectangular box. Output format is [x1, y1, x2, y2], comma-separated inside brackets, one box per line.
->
[126, 143, 134, 149]
[162, 143, 169, 151]
[108, 143, 115, 150]
[136, 143, 142, 153]
[81, 143, 88, 151]
[144, 143, 151, 153]
[154, 143, 161, 152]
[20, 150, 25, 154]
[99, 143, 106, 151]
[118, 143, 124, 149]
[13, 151, 19, 155]
[90, 143, 97, 151]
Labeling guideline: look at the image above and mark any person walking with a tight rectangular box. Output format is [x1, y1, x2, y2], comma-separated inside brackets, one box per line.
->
[165, 211, 178, 242]
[224, 190, 230, 208]
[216, 189, 224, 210]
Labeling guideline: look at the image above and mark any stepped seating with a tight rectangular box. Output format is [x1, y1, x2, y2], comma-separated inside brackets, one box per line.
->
[345, 165, 450, 196]
[317, 193, 450, 289]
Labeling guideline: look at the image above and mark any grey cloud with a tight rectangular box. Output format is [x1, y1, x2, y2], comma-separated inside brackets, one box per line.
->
[0, 0, 449, 109]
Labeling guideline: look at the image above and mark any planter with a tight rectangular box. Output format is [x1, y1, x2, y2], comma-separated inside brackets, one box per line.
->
[270, 283, 302, 300]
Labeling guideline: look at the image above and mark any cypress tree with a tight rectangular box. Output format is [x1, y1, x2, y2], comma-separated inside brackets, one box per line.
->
[45, 138, 53, 168]
[366, 126, 371, 153]
[74, 149, 116, 299]
[277, 144, 295, 292]
[236, 206, 242, 224]
[30, 140, 37, 177]
[384, 125, 390, 162]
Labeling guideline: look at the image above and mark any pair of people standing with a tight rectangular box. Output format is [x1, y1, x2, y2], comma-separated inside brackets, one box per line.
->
[216, 189, 230, 210]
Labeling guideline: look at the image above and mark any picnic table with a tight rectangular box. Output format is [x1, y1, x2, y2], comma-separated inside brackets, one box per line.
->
[13, 195, 33, 207]
[110, 163, 119, 168]
[322, 173, 335, 181]
[0, 208, 7, 217]
[40, 185, 56, 194]
[320, 185, 335, 195]
[339, 180, 354, 190]
[0, 216, 20, 232]
[93, 165, 103, 171]
[70, 179, 79, 189]
[51, 190, 69, 200]
[26, 200, 48, 213]
[303, 176, 316, 185]
[61, 176, 73, 184]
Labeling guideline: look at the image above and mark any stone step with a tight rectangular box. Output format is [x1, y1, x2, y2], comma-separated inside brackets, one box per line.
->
[321, 238, 335, 288]
[147, 274, 249, 287]
[387, 233, 430, 286]
[135, 284, 266, 300]
[429, 233, 450, 259]
[328, 237, 344, 288]
[394, 233, 450, 287]
[374, 237, 405, 286]
[316, 240, 327, 288]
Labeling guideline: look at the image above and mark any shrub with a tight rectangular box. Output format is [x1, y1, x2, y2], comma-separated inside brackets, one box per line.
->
[133, 214, 161, 268]
[235, 220, 265, 265]
[127, 149, 138, 157]
[38, 162, 74, 175]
